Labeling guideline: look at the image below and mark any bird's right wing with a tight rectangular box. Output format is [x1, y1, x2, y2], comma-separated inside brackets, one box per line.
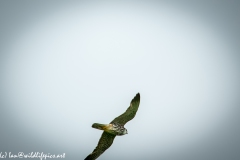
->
[84, 131, 116, 160]
[110, 93, 140, 126]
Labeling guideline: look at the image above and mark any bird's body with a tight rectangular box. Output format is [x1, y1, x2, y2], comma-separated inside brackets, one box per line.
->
[85, 93, 140, 160]
[92, 122, 127, 135]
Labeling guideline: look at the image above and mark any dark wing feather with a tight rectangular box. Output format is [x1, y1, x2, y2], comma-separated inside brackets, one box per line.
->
[84, 131, 116, 160]
[110, 93, 140, 126]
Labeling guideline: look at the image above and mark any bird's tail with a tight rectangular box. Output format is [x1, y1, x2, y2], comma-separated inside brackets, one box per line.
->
[92, 123, 109, 131]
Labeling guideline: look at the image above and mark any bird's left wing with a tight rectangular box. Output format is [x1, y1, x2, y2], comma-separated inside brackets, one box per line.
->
[110, 93, 140, 126]
[84, 131, 116, 160]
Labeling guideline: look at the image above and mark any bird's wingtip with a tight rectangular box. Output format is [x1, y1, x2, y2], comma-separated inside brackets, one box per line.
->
[134, 93, 140, 101]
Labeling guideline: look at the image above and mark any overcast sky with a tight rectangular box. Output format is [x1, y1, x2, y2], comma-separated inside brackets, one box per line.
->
[0, 1, 240, 160]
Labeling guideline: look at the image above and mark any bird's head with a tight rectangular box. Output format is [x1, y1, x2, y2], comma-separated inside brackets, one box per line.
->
[124, 128, 128, 135]
[120, 128, 128, 135]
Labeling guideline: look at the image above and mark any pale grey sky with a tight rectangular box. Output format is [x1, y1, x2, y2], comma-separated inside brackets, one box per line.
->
[0, 1, 240, 160]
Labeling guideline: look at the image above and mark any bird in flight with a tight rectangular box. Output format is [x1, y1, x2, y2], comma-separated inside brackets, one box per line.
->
[85, 93, 141, 160]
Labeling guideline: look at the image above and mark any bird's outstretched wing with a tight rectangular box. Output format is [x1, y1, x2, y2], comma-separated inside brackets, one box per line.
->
[110, 93, 140, 126]
[84, 131, 116, 160]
